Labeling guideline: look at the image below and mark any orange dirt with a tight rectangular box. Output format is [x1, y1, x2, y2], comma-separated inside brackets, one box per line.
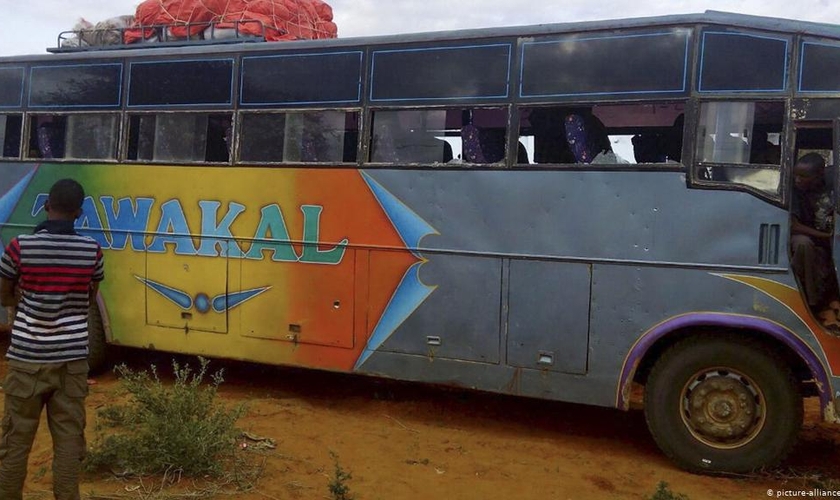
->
[7, 348, 840, 500]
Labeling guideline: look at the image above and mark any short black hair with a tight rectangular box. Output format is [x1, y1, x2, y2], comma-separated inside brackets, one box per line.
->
[48, 178, 85, 214]
[796, 152, 826, 174]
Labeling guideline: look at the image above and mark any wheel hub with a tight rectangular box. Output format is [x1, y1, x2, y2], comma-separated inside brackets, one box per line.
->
[683, 370, 764, 448]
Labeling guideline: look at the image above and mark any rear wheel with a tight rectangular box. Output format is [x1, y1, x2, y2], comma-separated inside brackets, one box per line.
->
[644, 335, 802, 473]
[88, 304, 109, 374]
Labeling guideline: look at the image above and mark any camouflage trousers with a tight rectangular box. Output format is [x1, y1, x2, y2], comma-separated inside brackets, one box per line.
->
[0, 359, 88, 500]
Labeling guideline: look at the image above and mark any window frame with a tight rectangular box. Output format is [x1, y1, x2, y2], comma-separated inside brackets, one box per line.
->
[127, 58, 235, 108]
[0, 66, 25, 109]
[512, 101, 689, 171]
[236, 108, 362, 166]
[696, 30, 791, 94]
[689, 99, 789, 204]
[0, 113, 23, 159]
[239, 51, 365, 107]
[24, 111, 122, 163]
[363, 105, 513, 168]
[368, 43, 513, 103]
[28, 62, 123, 109]
[123, 109, 235, 166]
[518, 29, 692, 100]
[797, 38, 840, 95]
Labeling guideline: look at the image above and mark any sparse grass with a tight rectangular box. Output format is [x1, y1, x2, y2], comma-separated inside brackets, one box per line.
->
[646, 481, 690, 500]
[86, 451, 267, 500]
[328, 451, 354, 500]
[85, 357, 250, 479]
[754, 468, 840, 491]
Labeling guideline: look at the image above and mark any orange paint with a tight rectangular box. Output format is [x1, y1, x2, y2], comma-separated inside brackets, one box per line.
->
[721, 274, 840, 376]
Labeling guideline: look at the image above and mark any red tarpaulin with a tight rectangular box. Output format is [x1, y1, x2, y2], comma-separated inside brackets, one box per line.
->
[124, 0, 336, 43]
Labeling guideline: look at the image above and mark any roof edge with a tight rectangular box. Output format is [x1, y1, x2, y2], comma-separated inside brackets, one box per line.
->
[1, 10, 838, 63]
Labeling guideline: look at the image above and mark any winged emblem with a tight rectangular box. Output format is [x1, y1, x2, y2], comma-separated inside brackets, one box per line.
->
[134, 276, 270, 314]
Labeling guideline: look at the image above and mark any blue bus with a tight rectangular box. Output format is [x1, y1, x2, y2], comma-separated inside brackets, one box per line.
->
[0, 10, 838, 473]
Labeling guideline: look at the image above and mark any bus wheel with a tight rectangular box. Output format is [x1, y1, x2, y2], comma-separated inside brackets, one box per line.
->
[644, 335, 802, 473]
[88, 304, 109, 374]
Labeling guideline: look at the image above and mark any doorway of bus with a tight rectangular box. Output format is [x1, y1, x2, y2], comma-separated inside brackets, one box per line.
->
[791, 122, 840, 331]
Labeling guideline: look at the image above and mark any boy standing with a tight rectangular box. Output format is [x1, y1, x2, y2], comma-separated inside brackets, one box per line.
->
[0, 179, 104, 500]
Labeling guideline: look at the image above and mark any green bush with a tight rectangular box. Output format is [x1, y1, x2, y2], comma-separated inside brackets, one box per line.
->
[85, 357, 245, 477]
[646, 481, 690, 500]
[328, 451, 354, 500]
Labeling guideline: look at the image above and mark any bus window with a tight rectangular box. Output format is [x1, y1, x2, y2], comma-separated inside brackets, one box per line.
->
[0, 114, 21, 158]
[127, 113, 232, 163]
[239, 110, 359, 164]
[369, 108, 508, 165]
[694, 101, 784, 195]
[26, 113, 119, 160]
[517, 103, 685, 166]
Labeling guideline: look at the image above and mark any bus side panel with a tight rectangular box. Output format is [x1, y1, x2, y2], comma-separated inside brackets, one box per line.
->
[2, 164, 422, 373]
[374, 252, 502, 364]
[589, 264, 837, 396]
[0, 163, 39, 245]
[361, 170, 789, 269]
[0, 164, 39, 328]
[356, 169, 839, 405]
[360, 264, 831, 409]
[507, 259, 591, 375]
[144, 243, 230, 334]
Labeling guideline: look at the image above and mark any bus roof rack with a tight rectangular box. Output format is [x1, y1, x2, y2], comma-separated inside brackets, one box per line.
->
[48, 19, 269, 53]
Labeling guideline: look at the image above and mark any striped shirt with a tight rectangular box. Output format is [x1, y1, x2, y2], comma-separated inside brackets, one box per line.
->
[0, 220, 104, 363]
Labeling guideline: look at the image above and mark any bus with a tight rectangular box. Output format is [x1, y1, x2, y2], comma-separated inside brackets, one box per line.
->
[0, 10, 838, 474]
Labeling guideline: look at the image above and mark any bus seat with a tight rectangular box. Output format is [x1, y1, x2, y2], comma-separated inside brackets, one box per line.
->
[664, 114, 685, 163]
[462, 124, 505, 163]
[517, 141, 529, 164]
[462, 123, 486, 163]
[631, 133, 666, 163]
[564, 113, 610, 164]
[442, 140, 454, 163]
[37, 121, 63, 159]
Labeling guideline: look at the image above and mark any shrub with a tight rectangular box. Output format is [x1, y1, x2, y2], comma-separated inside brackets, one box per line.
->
[646, 481, 690, 500]
[328, 451, 354, 500]
[85, 357, 245, 477]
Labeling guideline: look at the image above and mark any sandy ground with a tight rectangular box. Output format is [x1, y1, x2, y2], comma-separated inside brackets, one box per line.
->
[5, 348, 839, 500]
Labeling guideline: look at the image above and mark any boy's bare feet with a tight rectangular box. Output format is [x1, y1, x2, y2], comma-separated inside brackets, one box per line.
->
[819, 308, 840, 336]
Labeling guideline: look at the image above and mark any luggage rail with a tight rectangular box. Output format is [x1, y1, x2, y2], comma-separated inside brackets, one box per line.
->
[49, 19, 269, 53]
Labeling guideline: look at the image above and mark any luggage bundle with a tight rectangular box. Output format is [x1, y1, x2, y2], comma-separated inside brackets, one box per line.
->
[62, 0, 337, 48]
[126, 0, 337, 43]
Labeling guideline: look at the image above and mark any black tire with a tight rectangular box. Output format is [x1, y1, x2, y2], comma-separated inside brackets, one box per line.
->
[644, 334, 802, 474]
[88, 303, 109, 374]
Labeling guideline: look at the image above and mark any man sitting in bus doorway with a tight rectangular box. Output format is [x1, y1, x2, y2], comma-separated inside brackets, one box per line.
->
[791, 152, 840, 330]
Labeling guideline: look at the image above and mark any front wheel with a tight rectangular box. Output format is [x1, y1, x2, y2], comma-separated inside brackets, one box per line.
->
[644, 335, 802, 473]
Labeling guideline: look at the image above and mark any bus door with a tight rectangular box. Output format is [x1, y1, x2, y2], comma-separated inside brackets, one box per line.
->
[832, 119, 840, 287]
[791, 121, 837, 309]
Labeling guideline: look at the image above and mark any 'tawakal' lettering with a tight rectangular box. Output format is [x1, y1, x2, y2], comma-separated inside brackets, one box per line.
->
[31, 195, 348, 265]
